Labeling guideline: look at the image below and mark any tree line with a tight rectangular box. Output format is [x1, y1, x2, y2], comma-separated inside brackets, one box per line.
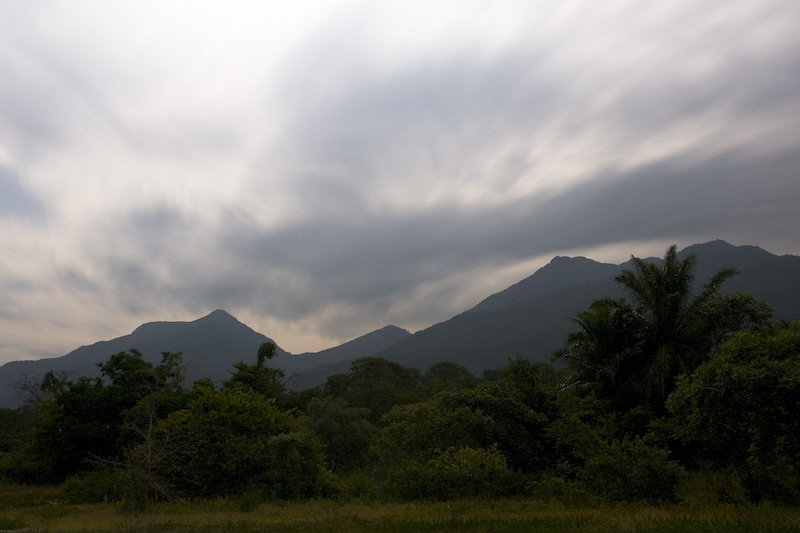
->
[0, 245, 798, 507]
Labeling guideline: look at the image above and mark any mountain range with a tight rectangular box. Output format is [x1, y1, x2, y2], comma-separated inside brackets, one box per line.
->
[1, 240, 798, 408]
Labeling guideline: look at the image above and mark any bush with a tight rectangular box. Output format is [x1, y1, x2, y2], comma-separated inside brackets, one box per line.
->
[667, 322, 800, 504]
[336, 470, 381, 502]
[579, 437, 685, 504]
[677, 469, 748, 506]
[62, 468, 131, 504]
[383, 445, 520, 501]
[428, 446, 520, 500]
[153, 387, 332, 500]
[741, 458, 800, 505]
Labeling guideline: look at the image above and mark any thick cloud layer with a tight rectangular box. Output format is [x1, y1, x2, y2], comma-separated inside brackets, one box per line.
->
[1, 1, 799, 362]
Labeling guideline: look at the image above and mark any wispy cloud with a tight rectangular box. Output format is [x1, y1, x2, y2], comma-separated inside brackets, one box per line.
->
[1, 1, 799, 362]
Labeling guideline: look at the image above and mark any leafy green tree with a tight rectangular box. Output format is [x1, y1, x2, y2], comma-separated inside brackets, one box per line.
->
[0, 406, 34, 462]
[435, 358, 559, 473]
[374, 400, 519, 500]
[301, 396, 377, 473]
[372, 357, 559, 500]
[578, 436, 685, 504]
[323, 357, 423, 423]
[224, 342, 285, 401]
[376, 401, 493, 464]
[667, 321, 800, 503]
[421, 361, 477, 396]
[558, 245, 772, 412]
[29, 376, 116, 482]
[114, 352, 191, 506]
[3, 351, 187, 485]
[556, 298, 640, 406]
[150, 384, 329, 500]
[381, 443, 518, 501]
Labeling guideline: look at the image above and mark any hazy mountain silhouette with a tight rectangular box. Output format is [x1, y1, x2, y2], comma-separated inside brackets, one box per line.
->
[1, 240, 798, 408]
[469, 255, 625, 313]
[0, 310, 282, 407]
[365, 240, 800, 375]
[0, 311, 408, 408]
[274, 325, 411, 389]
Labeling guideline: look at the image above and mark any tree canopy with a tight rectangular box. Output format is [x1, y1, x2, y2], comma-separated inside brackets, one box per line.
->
[557, 245, 772, 411]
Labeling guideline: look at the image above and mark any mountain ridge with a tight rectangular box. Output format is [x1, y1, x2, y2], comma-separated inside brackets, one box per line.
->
[1, 240, 798, 408]
[367, 240, 800, 374]
[0, 310, 407, 408]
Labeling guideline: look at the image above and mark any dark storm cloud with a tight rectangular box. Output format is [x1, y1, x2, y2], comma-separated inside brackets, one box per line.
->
[2, 1, 800, 361]
[210, 136, 800, 339]
[212, 1, 800, 338]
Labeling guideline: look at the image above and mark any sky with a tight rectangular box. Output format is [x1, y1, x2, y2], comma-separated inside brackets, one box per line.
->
[1, 1, 799, 364]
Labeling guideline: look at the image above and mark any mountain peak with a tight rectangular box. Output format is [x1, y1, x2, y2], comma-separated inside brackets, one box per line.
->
[200, 309, 240, 326]
[470, 255, 619, 313]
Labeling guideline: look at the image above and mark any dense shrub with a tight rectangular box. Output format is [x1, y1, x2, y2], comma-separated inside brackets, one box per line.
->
[668, 321, 800, 504]
[62, 468, 131, 504]
[579, 437, 685, 504]
[150, 385, 331, 500]
[382, 446, 519, 500]
[427, 445, 520, 499]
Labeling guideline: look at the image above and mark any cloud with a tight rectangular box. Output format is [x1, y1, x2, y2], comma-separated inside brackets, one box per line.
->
[0, 0, 799, 361]
[0, 167, 46, 219]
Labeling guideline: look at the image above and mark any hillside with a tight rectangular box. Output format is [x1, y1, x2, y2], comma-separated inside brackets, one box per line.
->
[1, 240, 798, 407]
[0, 310, 277, 407]
[365, 240, 800, 375]
[0, 310, 408, 408]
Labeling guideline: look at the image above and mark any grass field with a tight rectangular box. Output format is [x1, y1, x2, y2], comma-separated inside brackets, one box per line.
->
[2, 484, 800, 532]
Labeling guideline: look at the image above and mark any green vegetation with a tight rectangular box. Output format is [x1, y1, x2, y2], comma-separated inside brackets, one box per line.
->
[1, 485, 800, 532]
[0, 244, 798, 529]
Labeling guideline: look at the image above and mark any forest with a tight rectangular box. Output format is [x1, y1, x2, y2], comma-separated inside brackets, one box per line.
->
[0, 245, 798, 513]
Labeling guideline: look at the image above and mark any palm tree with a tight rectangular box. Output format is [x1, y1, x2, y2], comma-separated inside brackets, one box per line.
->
[559, 245, 771, 412]
[556, 297, 642, 407]
[616, 246, 738, 406]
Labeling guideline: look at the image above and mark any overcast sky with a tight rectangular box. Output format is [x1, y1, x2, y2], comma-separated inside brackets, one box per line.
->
[1, 1, 799, 364]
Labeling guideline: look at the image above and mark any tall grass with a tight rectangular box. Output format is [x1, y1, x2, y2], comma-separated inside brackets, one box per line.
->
[2, 484, 799, 532]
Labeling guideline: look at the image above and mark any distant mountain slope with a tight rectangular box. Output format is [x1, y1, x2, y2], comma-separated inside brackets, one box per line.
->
[0, 311, 410, 408]
[679, 240, 800, 320]
[363, 241, 800, 376]
[273, 325, 410, 376]
[371, 278, 622, 375]
[0, 310, 281, 408]
[470, 256, 624, 313]
[2, 241, 798, 407]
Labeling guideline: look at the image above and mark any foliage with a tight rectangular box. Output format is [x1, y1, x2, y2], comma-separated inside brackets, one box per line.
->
[1, 351, 188, 485]
[578, 436, 685, 504]
[323, 357, 424, 423]
[62, 467, 132, 504]
[370, 359, 560, 500]
[667, 320, 800, 504]
[421, 361, 477, 396]
[427, 445, 520, 499]
[376, 401, 493, 465]
[301, 395, 377, 473]
[0, 407, 32, 454]
[558, 244, 772, 412]
[150, 385, 330, 500]
[381, 445, 520, 501]
[28, 376, 121, 482]
[224, 342, 286, 402]
[435, 358, 559, 473]
[372, 389, 522, 500]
